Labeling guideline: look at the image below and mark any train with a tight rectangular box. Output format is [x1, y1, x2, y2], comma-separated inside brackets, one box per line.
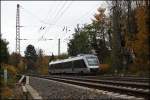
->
[48, 54, 100, 74]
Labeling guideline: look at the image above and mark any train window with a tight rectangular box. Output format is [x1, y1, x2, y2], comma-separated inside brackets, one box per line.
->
[51, 63, 65, 69]
[62, 61, 72, 69]
[58, 63, 62, 69]
[86, 57, 99, 66]
[53, 64, 57, 69]
[53, 64, 56, 69]
[62, 62, 67, 69]
[49, 64, 54, 70]
[73, 59, 86, 68]
[49, 65, 51, 69]
[55, 63, 62, 69]
[53, 64, 55, 69]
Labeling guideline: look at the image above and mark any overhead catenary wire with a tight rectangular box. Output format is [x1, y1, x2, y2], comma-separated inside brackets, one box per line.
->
[41, 1, 101, 43]
[20, 4, 54, 36]
[16, 4, 55, 43]
[36, 1, 56, 34]
[51, 1, 68, 23]
[19, 2, 65, 42]
[42, 1, 73, 40]
[40, 1, 69, 40]
[19, 2, 102, 43]
[74, 3, 101, 23]
[43, 1, 55, 22]
[38, 1, 63, 31]
[42, 2, 100, 38]
[20, 5, 52, 26]
[53, 1, 73, 26]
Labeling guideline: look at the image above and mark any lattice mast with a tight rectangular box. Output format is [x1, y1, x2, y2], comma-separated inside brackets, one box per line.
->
[16, 4, 20, 53]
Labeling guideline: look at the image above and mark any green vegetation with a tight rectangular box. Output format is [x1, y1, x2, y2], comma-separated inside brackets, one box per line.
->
[36, 49, 49, 75]
[67, 1, 150, 75]
[24, 44, 38, 74]
[0, 34, 9, 64]
[68, 25, 92, 56]
[0, 35, 24, 99]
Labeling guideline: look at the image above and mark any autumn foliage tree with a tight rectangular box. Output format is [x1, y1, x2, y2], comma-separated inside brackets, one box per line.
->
[91, 7, 110, 63]
[36, 49, 49, 75]
[8, 52, 21, 67]
[8, 52, 26, 74]
[106, 0, 150, 75]
[126, 5, 149, 74]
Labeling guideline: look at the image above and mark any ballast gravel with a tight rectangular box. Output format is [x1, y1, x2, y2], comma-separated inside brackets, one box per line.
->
[29, 76, 121, 100]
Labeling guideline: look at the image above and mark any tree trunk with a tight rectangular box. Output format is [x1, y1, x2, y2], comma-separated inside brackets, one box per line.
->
[111, 1, 123, 73]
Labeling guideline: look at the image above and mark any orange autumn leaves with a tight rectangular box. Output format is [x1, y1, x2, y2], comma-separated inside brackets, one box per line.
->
[127, 6, 149, 72]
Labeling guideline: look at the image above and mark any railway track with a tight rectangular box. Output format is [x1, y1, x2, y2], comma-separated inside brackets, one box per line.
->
[47, 74, 150, 83]
[82, 76, 150, 83]
[29, 75, 150, 99]
[49, 76, 149, 89]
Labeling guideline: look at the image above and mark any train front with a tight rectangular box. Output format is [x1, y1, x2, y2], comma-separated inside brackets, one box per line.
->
[85, 55, 100, 73]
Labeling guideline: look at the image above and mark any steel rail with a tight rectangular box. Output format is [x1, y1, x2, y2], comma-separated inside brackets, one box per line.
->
[50, 76, 149, 89]
[83, 76, 150, 82]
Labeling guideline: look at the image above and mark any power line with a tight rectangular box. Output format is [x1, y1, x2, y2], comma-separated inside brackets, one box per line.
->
[54, 1, 73, 26]
[42, 1, 73, 39]
[40, 1, 68, 39]
[43, 2, 100, 37]
[20, 5, 52, 26]
[38, 1, 61, 29]
[34, 2, 58, 37]
[52, 1, 68, 23]
[74, 3, 101, 23]
[20, 4, 57, 40]
[36, 1, 56, 34]
[46, 1, 63, 25]
[43, 1, 54, 22]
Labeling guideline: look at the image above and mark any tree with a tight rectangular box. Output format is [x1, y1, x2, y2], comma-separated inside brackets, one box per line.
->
[68, 25, 92, 56]
[68, 8, 110, 63]
[127, 5, 149, 74]
[106, 0, 150, 75]
[36, 49, 43, 68]
[89, 7, 110, 63]
[24, 44, 38, 73]
[8, 52, 21, 67]
[0, 34, 9, 64]
[36, 48, 53, 75]
[106, 0, 125, 73]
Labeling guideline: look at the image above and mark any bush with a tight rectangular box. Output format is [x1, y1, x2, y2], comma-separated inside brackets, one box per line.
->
[1, 86, 14, 99]
[99, 64, 110, 73]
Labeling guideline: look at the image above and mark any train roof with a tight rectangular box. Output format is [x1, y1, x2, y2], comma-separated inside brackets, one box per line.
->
[49, 54, 97, 65]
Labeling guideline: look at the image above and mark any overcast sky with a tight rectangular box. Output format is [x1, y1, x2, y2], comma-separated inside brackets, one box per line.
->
[1, 1, 107, 56]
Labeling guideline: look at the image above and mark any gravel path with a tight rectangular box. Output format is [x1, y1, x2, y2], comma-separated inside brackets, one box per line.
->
[29, 76, 120, 99]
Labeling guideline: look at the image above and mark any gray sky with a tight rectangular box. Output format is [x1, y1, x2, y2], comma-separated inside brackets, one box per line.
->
[1, 1, 107, 56]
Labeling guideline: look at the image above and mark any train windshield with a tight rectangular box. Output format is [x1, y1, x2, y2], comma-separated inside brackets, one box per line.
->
[86, 57, 99, 66]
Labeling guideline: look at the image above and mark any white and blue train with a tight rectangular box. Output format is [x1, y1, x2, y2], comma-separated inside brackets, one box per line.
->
[48, 54, 100, 74]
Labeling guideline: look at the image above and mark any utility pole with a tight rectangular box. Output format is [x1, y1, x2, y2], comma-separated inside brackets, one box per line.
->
[16, 4, 20, 54]
[58, 38, 60, 56]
